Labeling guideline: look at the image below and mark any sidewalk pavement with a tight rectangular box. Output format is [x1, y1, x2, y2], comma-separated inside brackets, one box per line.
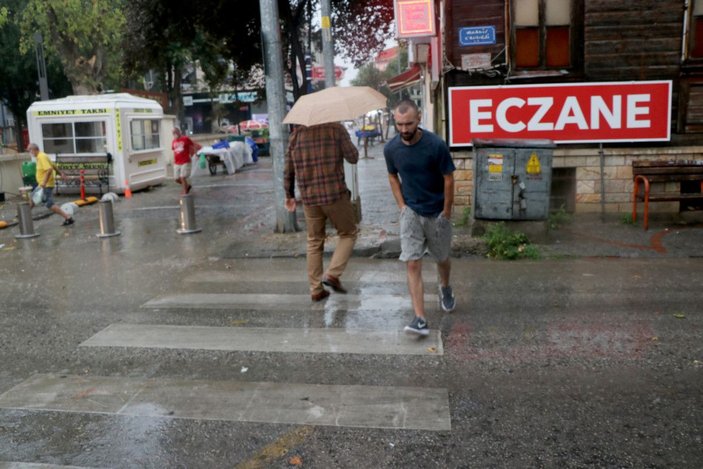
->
[1, 137, 701, 259]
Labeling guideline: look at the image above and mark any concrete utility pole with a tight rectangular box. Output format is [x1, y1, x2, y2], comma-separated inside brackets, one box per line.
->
[33, 33, 49, 100]
[259, 0, 298, 233]
[320, 0, 335, 88]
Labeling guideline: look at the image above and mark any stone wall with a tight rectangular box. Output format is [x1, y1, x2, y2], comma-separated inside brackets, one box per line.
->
[452, 146, 703, 215]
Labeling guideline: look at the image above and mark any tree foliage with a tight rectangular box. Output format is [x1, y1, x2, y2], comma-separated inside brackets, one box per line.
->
[0, 0, 71, 149]
[332, 0, 394, 67]
[19, 0, 125, 95]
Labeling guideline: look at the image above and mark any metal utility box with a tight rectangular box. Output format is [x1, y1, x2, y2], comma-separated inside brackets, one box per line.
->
[473, 139, 555, 220]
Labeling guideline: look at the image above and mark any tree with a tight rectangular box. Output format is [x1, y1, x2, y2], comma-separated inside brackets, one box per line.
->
[0, 0, 71, 150]
[19, 0, 125, 95]
[121, 0, 395, 102]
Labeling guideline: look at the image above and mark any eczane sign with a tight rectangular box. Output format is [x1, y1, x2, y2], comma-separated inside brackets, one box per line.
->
[448, 81, 671, 146]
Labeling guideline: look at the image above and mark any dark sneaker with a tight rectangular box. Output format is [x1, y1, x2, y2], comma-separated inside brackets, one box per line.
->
[404, 316, 429, 336]
[186, 184, 192, 194]
[439, 285, 456, 312]
[62, 217, 75, 226]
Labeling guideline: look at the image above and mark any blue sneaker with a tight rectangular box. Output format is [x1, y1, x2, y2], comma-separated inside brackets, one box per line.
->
[404, 316, 429, 336]
[439, 285, 456, 312]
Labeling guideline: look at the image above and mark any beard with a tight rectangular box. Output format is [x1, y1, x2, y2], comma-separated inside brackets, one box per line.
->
[400, 128, 418, 142]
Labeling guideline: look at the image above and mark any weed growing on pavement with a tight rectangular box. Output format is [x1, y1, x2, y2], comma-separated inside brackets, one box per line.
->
[453, 207, 472, 227]
[483, 222, 540, 260]
[621, 213, 634, 224]
[547, 205, 572, 230]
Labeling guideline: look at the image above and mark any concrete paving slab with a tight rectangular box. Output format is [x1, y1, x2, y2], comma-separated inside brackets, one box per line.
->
[0, 374, 451, 431]
[79, 324, 444, 355]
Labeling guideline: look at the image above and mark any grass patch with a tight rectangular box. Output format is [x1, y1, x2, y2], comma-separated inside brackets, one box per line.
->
[621, 213, 634, 224]
[483, 222, 540, 260]
[453, 207, 472, 227]
[547, 206, 572, 230]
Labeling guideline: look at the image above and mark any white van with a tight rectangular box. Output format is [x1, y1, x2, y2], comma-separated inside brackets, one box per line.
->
[26, 93, 175, 194]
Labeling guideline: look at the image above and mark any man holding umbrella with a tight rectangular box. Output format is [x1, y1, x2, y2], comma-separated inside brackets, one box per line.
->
[284, 122, 359, 302]
[283, 86, 386, 301]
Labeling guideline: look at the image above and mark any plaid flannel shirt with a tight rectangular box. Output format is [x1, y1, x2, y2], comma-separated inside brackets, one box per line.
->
[284, 122, 359, 206]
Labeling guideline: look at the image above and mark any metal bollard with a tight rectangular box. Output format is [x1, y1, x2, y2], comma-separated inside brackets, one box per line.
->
[15, 202, 39, 239]
[177, 193, 201, 234]
[96, 200, 121, 238]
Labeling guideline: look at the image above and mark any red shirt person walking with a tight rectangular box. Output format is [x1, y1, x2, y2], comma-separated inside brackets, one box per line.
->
[171, 128, 201, 194]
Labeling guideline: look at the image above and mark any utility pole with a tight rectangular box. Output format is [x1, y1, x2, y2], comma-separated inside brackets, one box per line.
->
[320, 0, 335, 88]
[259, 0, 298, 233]
[33, 33, 49, 100]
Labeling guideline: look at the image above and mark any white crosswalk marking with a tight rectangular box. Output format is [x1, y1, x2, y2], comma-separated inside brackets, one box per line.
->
[142, 292, 437, 311]
[80, 323, 443, 355]
[1, 260, 452, 432]
[0, 374, 451, 431]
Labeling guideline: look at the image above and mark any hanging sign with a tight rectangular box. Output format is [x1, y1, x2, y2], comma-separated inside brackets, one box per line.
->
[395, 0, 436, 38]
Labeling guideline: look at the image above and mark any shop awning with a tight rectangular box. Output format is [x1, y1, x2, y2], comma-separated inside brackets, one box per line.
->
[386, 64, 422, 92]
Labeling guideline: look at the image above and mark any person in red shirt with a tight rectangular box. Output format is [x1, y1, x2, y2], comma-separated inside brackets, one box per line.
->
[171, 127, 201, 194]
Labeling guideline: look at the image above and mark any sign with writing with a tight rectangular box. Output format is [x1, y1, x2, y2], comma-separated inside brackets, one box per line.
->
[311, 66, 345, 81]
[33, 108, 109, 117]
[459, 26, 496, 46]
[395, 0, 435, 38]
[461, 53, 492, 70]
[448, 81, 672, 146]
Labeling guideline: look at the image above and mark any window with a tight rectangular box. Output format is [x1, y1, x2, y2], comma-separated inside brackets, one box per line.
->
[42, 121, 107, 154]
[130, 119, 160, 151]
[513, 0, 573, 69]
[689, 0, 703, 58]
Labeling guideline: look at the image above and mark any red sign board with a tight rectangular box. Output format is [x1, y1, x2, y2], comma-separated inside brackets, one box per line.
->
[448, 81, 672, 146]
[311, 66, 344, 81]
[395, 0, 435, 38]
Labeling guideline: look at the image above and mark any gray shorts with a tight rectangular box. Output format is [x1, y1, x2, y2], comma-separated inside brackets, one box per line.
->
[399, 207, 452, 262]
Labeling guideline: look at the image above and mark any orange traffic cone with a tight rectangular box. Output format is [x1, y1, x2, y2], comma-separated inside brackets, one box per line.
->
[124, 179, 132, 199]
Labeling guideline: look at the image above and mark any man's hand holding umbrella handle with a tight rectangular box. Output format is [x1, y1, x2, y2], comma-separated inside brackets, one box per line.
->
[285, 198, 297, 213]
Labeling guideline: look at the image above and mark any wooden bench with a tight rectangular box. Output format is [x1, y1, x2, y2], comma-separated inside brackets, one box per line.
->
[632, 160, 703, 230]
[55, 153, 112, 198]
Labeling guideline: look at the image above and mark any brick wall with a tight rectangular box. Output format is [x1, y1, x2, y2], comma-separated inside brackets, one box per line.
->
[451, 146, 703, 215]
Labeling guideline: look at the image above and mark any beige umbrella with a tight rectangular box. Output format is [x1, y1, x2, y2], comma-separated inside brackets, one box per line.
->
[283, 86, 387, 126]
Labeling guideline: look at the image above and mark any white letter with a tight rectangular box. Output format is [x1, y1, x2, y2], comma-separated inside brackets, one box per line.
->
[555, 96, 588, 130]
[627, 94, 651, 128]
[470, 99, 493, 133]
[527, 97, 554, 131]
[591, 95, 621, 130]
[496, 98, 526, 132]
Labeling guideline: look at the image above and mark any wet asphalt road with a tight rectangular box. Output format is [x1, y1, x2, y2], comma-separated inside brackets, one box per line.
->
[0, 147, 701, 468]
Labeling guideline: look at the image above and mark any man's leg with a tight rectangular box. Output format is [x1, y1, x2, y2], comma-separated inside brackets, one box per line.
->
[303, 204, 328, 299]
[437, 257, 451, 288]
[324, 194, 358, 284]
[406, 259, 425, 318]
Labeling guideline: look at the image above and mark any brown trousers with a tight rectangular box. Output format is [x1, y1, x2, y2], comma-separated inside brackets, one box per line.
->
[303, 192, 358, 295]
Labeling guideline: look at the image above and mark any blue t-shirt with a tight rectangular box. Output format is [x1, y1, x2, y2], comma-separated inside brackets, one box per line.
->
[384, 129, 455, 216]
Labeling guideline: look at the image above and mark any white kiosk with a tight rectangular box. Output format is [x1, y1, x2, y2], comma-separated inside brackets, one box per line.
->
[26, 93, 173, 194]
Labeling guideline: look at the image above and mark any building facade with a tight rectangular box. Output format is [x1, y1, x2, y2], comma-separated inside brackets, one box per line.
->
[402, 0, 703, 216]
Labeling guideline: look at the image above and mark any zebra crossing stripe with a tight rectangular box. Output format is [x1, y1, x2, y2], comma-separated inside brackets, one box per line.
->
[142, 293, 437, 311]
[0, 374, 451, 431]
[79, 324, 444, 356]
[184, 270, 437, 286]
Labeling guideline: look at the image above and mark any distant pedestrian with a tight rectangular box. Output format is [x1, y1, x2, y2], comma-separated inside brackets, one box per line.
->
[384, 100, 456, 336]
[26, 143, 74, 226]
[284, 122, 359, 302]
[171, 127, 202, 195]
